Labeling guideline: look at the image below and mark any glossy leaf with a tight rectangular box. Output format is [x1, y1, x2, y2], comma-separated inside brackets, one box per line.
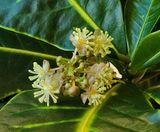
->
[0, 27, 69, 99]
[125, 0, 160, 57]
[0, 84, 160, 131]
[131, 30, 160, 70]
[145, 85, 160, 105]
[0, 0, 127, 54]
[69, 0, 127, 54]
[0, 0, 84, 50]
[0, 102, 5, 110]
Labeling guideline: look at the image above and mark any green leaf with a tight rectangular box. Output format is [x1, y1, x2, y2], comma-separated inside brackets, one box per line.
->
[131, 30, 160, 70]
[0, 0, 87, 51]
[0, 27, 69, 99]
[145, 85, 160, 105]
[87, 0, 127, 54]
[0, 102, 5, 110]
[0, 0, 127, 54]
[0, 84, 160, 131]
[125, 0, 160, 57]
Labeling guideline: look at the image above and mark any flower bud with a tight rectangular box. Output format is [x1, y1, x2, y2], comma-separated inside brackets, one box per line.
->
[68, 85, 80, 97]
[64, 83, 71, 89]
[56, 56, 63, 66]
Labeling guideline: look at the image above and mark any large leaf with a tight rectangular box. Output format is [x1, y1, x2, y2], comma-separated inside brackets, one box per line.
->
[0, 84, 160, 131]
[131, 30, 160, 70]
[0, 27, 69, 99]
[125, 0, 160, 57]
[0, 0, 127, 54]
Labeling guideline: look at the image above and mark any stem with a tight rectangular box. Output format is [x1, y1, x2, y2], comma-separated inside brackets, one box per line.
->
[112, 45, 130, 63]
[139, 72, 160, 84]
[0, 47, 68, 61]
[71, 48, 78, 61]
[132, 69, 147, 84]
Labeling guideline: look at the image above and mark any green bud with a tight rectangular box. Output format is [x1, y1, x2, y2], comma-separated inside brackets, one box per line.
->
[68, 66, 74, 76]
[79, 63, 84, 68]
[81, 78, 88, 88]
[56, 56, 63, 66]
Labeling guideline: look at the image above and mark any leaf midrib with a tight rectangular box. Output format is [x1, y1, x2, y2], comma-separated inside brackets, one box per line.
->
[131, 0, 154, 58]
[68, 0, 100, 30]
[0, 25, 73, 51]
[132, 30, 160, 69]
[0, 46, 68, 61]
[142, 50, 160, 68]
[11, 106, 86, 115]
[12, 119, 80, 129]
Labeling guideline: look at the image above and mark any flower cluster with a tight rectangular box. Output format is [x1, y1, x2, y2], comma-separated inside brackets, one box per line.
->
[70, 27, 113, 57]
[29, 27, 122, 106]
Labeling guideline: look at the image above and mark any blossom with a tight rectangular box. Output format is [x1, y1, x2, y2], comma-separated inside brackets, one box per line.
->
[87, 63, 107, 84]
[28, 60, 53, 83]
[81, 86, 105, 105]
[81, 62, 122, 105]
[70, 27, 93, 56]
[87, 62, 122, 89]
[92, 29, 113, 57]
[29, 60, 63, 106]
[33, 72, 63, 106]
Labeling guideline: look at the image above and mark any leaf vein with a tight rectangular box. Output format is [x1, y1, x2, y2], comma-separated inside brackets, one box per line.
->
[12, 119, 80, 129]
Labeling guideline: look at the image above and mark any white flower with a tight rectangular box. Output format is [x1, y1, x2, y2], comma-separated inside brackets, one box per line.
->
[87, 62, 122, 84]
[92, 29, 113, 57]
[28, 60, 53, 82]
[86, 62, 122, 91]
[81, 86, 105, 106]
[33, 72, 63, 106]
[70, 27, 93, 56]
[28, 60, 63, 106]
[87, 63, 107, 84]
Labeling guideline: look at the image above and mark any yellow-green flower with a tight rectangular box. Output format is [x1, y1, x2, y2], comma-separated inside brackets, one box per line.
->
[87, 63, 107, 84]
[87, 62, 122, 89]
[81, 86, 105, 105]
[81, 62, 121, 105]
[70, 27, 93, 56]
[92, 29, 113, 57]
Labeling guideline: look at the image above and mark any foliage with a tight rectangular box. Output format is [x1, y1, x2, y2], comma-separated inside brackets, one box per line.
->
[0, 0, 160, 131]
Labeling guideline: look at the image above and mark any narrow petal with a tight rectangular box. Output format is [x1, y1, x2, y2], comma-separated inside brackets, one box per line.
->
[109, 62, 122, 78]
